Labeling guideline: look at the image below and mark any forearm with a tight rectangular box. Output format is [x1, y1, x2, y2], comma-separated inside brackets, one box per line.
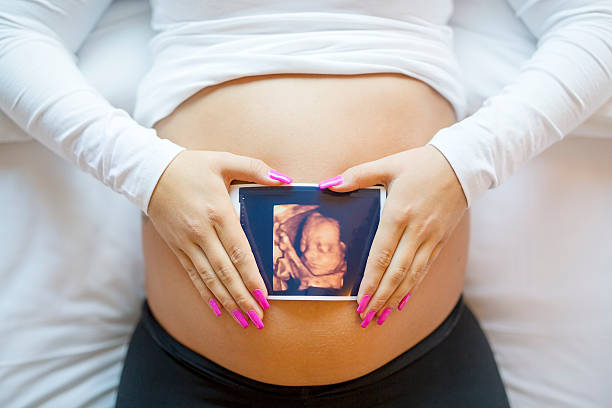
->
[429, 0, 612, 207]
[0, 0, 184, 212]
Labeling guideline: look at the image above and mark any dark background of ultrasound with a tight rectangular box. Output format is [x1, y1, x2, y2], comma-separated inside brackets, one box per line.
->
[239, 186, 381, 296]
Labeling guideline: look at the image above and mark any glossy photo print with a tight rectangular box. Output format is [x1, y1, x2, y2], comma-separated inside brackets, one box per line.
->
[230, 183, 385, 300]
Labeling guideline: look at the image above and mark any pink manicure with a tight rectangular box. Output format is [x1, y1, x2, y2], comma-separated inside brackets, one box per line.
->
[268, 169, 293, 184]
[247, 310, 264, 330]
[377, 308, 393, 325]
[398, 293, 411, 311]
[356, 294, 371, 314]
[361, 310, 377, 328]
[208, 299, 222, 316]
[318, 176, 343, 189]
[232, 309, 249, 328]
[253, 289, 270, 310]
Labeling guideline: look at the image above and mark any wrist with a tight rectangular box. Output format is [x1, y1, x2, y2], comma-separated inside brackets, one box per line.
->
[425, 143, 468, 209]
[145, 142, 186, 216]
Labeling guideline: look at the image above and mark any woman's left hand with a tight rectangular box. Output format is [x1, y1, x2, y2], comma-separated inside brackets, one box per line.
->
[318, 145, 468, 327]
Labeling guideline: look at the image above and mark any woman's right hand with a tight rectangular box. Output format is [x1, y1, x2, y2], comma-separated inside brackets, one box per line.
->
[147, 150, 293, 329]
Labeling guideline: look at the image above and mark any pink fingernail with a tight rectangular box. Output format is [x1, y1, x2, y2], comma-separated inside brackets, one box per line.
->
[318, 176, 343, 189]
[247, 310, 264, 330]
[232, 310, 249, 328]
[253, 289, 270, 310]
[356, 294, 371, 314]
[361, 310, 377, 328]
[268, 169, 293, 184]
[398, 293, 411, 311]
[377, 308, 393, 325]
[209, 299, 222, 316]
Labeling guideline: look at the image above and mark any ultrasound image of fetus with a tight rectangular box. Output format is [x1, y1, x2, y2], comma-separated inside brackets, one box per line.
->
[300, 213, 346, 278]
[273, 205, 347, 291]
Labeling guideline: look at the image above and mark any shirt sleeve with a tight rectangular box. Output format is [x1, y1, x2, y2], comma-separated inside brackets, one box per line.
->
[428, 0, 612, 208]
[0, 0, 185, 214]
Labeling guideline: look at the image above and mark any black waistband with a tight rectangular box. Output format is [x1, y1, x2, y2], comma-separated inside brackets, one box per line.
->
[140, 295, 465, 398]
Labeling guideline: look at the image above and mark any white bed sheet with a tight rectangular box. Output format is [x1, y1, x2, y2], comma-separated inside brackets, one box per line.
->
[0, 2, 152, 407]
[0, 0, 610, 406]
[451, 2, 612, 406]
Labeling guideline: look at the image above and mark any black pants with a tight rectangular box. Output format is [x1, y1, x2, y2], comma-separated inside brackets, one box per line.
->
[116, 296, 509, 407]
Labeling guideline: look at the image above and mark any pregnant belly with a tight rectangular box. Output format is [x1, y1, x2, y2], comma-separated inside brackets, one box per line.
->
[145, 73, 470, 386]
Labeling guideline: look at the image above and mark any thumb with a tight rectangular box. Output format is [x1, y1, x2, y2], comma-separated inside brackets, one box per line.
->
[222, 152, 293, 185]
[320, 158, 390, 192]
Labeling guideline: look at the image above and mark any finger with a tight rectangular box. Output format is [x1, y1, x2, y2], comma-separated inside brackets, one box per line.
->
[409, 240, 444, 294]
[187, 244, 256, 329]
[183, 245, 250, 326]
[218, 152, 292, 185]
[381, 239, 441, 319]
[198, 221, 265, 330]
[358, 227, 421, 322]
[173, 248, 223, 318]
[355, 201, 407, 316]
[211, 200, 271, 311]
[403, 241, 444, 297]
[319, 157, 392, 192]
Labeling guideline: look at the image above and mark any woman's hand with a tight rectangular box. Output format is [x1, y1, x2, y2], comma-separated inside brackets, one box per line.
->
[147, 150, 293, 329]
[318, 145, 467, 327]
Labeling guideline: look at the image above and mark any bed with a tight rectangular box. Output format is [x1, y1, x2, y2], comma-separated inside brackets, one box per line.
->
[0, 0, 610, 406]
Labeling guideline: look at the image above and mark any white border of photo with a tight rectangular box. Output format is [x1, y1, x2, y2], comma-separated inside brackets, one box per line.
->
[229, 183, 386, 301]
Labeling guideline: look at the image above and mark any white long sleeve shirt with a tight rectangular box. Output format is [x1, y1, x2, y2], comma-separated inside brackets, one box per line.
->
[0, 0, 610, 213]
[428, 0, 612, 206]
[133, 0, 466, 128]
[0, 0, 185, 213]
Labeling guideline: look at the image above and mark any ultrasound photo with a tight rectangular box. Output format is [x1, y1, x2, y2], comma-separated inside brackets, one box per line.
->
[273, 204, 347, 292]
[232, 184, 385, 300]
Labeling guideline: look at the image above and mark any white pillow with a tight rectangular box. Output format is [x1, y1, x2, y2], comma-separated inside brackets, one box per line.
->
[451, 0, 612, 137]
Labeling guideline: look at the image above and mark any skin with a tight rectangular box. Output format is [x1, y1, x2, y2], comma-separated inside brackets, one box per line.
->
[147, 146, 466, 326]
[325, 145, 467, 322]
[144, 73, 469, 384]
[147, 150, 283, 321]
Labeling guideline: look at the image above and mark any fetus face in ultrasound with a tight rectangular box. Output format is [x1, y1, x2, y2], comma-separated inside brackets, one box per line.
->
[300, 213, 346, 276]
[273, 205, 347, 291]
